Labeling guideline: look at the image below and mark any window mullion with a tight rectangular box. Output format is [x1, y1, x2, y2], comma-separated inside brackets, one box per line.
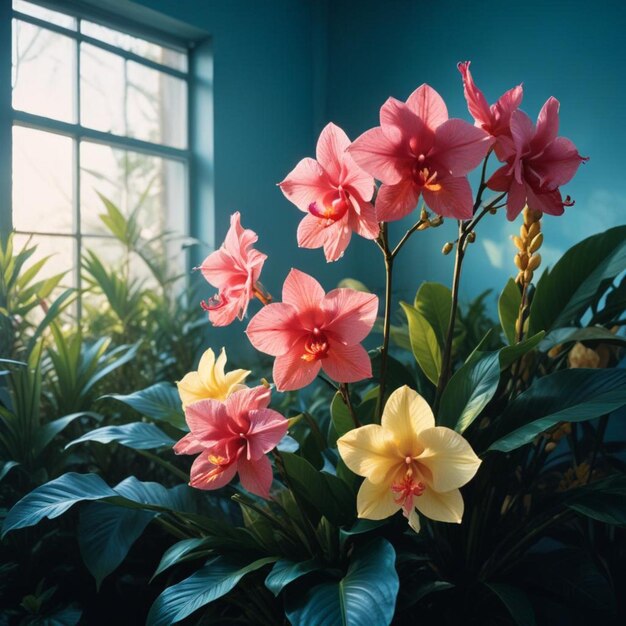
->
[74, 25, 81, 318]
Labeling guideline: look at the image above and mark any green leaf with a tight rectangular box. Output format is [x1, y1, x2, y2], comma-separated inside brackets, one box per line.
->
[498, 278, 521, 345]
[488, 369, 626, 453]
[498, 332, 545, 370]
[530, 226, 626, 334]
[0, 460, 19, 482]
[152, 538, 210, 579]
[34, 412, 100, 456]
[146, 556, 277, 626]
[285, 538, 399, 626]
[400, 302, 441, 385]
[414, 282, 452, 349]
[66, 422, 175, 451]
[566, 475, 626, 525]
[280, 452, 355, 526]
[330, 392, 353, 442]
[2, 473, 117, 536]
[79, 502, 155, 589]
[104, 383, 186, 430]
[438, 351, 500, 432]
[539, 326, 626, 352]
[265, 558, 320, 596]
[485, 583, 536, 626]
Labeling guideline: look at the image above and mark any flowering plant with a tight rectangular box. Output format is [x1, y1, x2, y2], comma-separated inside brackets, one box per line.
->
[5, 63, 626, 626]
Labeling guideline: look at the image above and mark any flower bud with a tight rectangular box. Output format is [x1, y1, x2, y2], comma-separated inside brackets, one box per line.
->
[467, 231, 476, 243]
[430, 216, 443, 227]
[527, 254, 541, 271]
[523, 268, 534, 283]
[420, 207, 429, 221]
[520, 224, 529, 239]
[417, 221, 430, 231]
[514, 253, 528, 270]
[528, 222, 541, 240]
[528, 233, 543, 253]
[512, 235, 524, 250]
[442, 242, 454, 255]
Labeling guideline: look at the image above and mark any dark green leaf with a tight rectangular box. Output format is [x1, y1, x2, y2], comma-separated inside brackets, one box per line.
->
[488, 369, 626, 453]
[400, 302, 441, 385]
[567, 475, 626, 525]
[34, 412, 100, 455]
[539, 326, 626, 352]
[66, 422, 175, 451]
[414, 282, 452, 349]
[152, 538, 210, 579]
[146, 556, 276, 626]
[265, 558, 320, 596]
[285, 538, 399, 626]
[485, 583, 536, 626]
[498, 278, 521, 345]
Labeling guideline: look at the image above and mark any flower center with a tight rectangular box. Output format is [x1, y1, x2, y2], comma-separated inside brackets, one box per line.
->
[301, 327, 330, 362]
[200, 293, 227, 312]
[391, 469, 425, 514]
[411, 159, 441, 191]
[308, 189, 351, 223]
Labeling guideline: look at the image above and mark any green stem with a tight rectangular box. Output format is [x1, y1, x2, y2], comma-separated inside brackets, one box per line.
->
[378, 226, 394, 421]
[339, 383, 361, 428]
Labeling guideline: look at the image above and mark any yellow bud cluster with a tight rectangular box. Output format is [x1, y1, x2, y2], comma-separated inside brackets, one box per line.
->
[513, 206, 543, 286]
[557, 462, 595, 492]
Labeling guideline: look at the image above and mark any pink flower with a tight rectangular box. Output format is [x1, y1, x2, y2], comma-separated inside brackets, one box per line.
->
[198, 212, 267, 326]
[487, 97, 588, 220]
[246, 269, 378, 391]
[279, 123, 379, 262]
[173, 386, 288, 498]
[457, 61, 523, 161]
[349, 84, 494, 221]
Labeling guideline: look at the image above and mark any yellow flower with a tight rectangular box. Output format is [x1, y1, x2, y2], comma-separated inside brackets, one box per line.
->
[337, 385, 481, 532]
[177, 348, 250, 408]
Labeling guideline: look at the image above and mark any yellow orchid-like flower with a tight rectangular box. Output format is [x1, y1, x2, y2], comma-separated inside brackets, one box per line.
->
[337, 385, 481, 532]
[177, 348, 250, 408]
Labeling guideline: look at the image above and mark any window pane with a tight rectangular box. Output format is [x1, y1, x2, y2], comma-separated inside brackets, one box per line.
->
[13, 233, 75, 284]
[12, 1, 76, 30]
[80, 20, 187, 72]
[13, 126, 74, 234]
[12, 20, 75, 122]
[80, 43, 125, 135]
[80, 141, 186, 245]
[126, 61, 187, 148]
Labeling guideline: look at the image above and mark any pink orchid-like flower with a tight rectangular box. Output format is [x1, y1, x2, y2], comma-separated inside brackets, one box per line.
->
[198, 212, 268, 326]
[457, 61, 523, 161]
[487, 97, 588, 220]
[246, 269, 378, 391]
[279, 123, 379, 262]
[349, 84, 494, 222]
[174, 386, 288, 498]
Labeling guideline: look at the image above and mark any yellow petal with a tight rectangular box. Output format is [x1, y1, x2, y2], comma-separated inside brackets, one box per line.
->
[357, 478, 400, 520]
[177, 372, 206, 408]
[415, 487, 464, 524]
[197, 348, 217, 384]
[337, 424, 399, 485]
[381, 386, 435, 455]
[417, 427, 482, 492]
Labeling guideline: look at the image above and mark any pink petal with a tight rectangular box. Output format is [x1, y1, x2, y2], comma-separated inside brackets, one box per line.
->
[532, 96, 560, 152]
[348, 197, 379, 240]
[281, 268, 326, 310]
[322, 220, 352, 262]
[457, 61, 491, 128]
[273, 342, 321, 391]
[189, 455, 238, 491]
[208, 292, 247, 327]
[323, 289, 379, 345]
[316, 122, 350, 183]
[199, 248, 235, 289]
[380, 97, 435, 156]
[340, 152, 375, 202]
[433, 118, 494, 177]
[405, 84, 448, 129]
[184, 399, 228, 435]
[510, 110, 535, 155]
[237, 455, 274, 499]
[506, 179, 527, 220]
[375, 180, 421, 222]
[173, 432, 205, 456]
[530, 136, 586, 188]
[487, 163, 513, 192]
[322, 343, 372, 383]
[297, 213, 332, 249]
[422, 176, 473, 219]
[279, 157, 333, 212]
[246, 302, 301, 356]
[349, 126, 406, 185]
[223, 212, 258, 260]
[226, 386, 272, 425]
[246, 408, 288, 460]
[526, 186, 566, 216]
[492, 84, 523, 134]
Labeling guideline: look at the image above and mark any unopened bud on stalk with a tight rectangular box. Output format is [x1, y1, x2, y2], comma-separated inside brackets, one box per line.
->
[417, 221, 430, 231]
[512, 235, 524, 250]
[467, 231, 476, 243]
[489, 207, 497, 215]
[527, 254, 541, 271]
[429, 216, 444, 227]
[442, 242, 454, 255]
[545, 441, 557, 453]
[529, 233, 543, 253]
[523, 268, 534, 283]
[514, 253, 528, 270]
[420, 207, 429, 221]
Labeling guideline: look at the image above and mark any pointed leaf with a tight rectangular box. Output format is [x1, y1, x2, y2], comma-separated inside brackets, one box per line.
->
[498, 278, 521, 345]
[265, 558, 321, 596]
[66, 422, 175, 451]
[400, 302, 441, 385]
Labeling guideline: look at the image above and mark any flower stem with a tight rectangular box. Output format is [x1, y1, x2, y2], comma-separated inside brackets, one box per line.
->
[377, 223, 394, 420]
[339, 382, 361, 428]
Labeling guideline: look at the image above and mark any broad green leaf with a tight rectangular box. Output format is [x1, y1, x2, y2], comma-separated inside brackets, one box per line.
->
[330, 392, 353, 442]
[337, 278, 370, 293]
[2, 473, 117, 536]
[438, 351, 500, 432]
[0, 460, 19, 482]
[414, 282, 452, 349]
[566, 475, 626, 525]
[285, 538, 399, 626]
[539, 326, 626, 352]
[370, 349, 417, 394]
[66, 422, 175, 451]
[280, 452, 355, 526]
[488, 369, 626, 453]
[152, 538, 210, 579]
[104, 383, 186, 430]
[530, 226, 626, 334]
[498, 332, 544, 370]
[400, 302, 441, 385]
[485, 583, 536, 626]
[498, 278, 521, 345]
[79, 502, 155, 589]
[34, 412, 100, 456]
[265, 558, 321, 596]
[146, 556, 277, 626]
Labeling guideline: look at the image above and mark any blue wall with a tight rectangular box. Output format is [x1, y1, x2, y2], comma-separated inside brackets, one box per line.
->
[137, 0, 625, 351]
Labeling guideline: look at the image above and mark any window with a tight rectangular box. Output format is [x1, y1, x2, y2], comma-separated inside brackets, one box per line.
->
[10, 0, 190, 300]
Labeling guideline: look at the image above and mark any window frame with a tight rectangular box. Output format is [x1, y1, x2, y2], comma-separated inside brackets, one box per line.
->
[5, 0, 199, 313]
